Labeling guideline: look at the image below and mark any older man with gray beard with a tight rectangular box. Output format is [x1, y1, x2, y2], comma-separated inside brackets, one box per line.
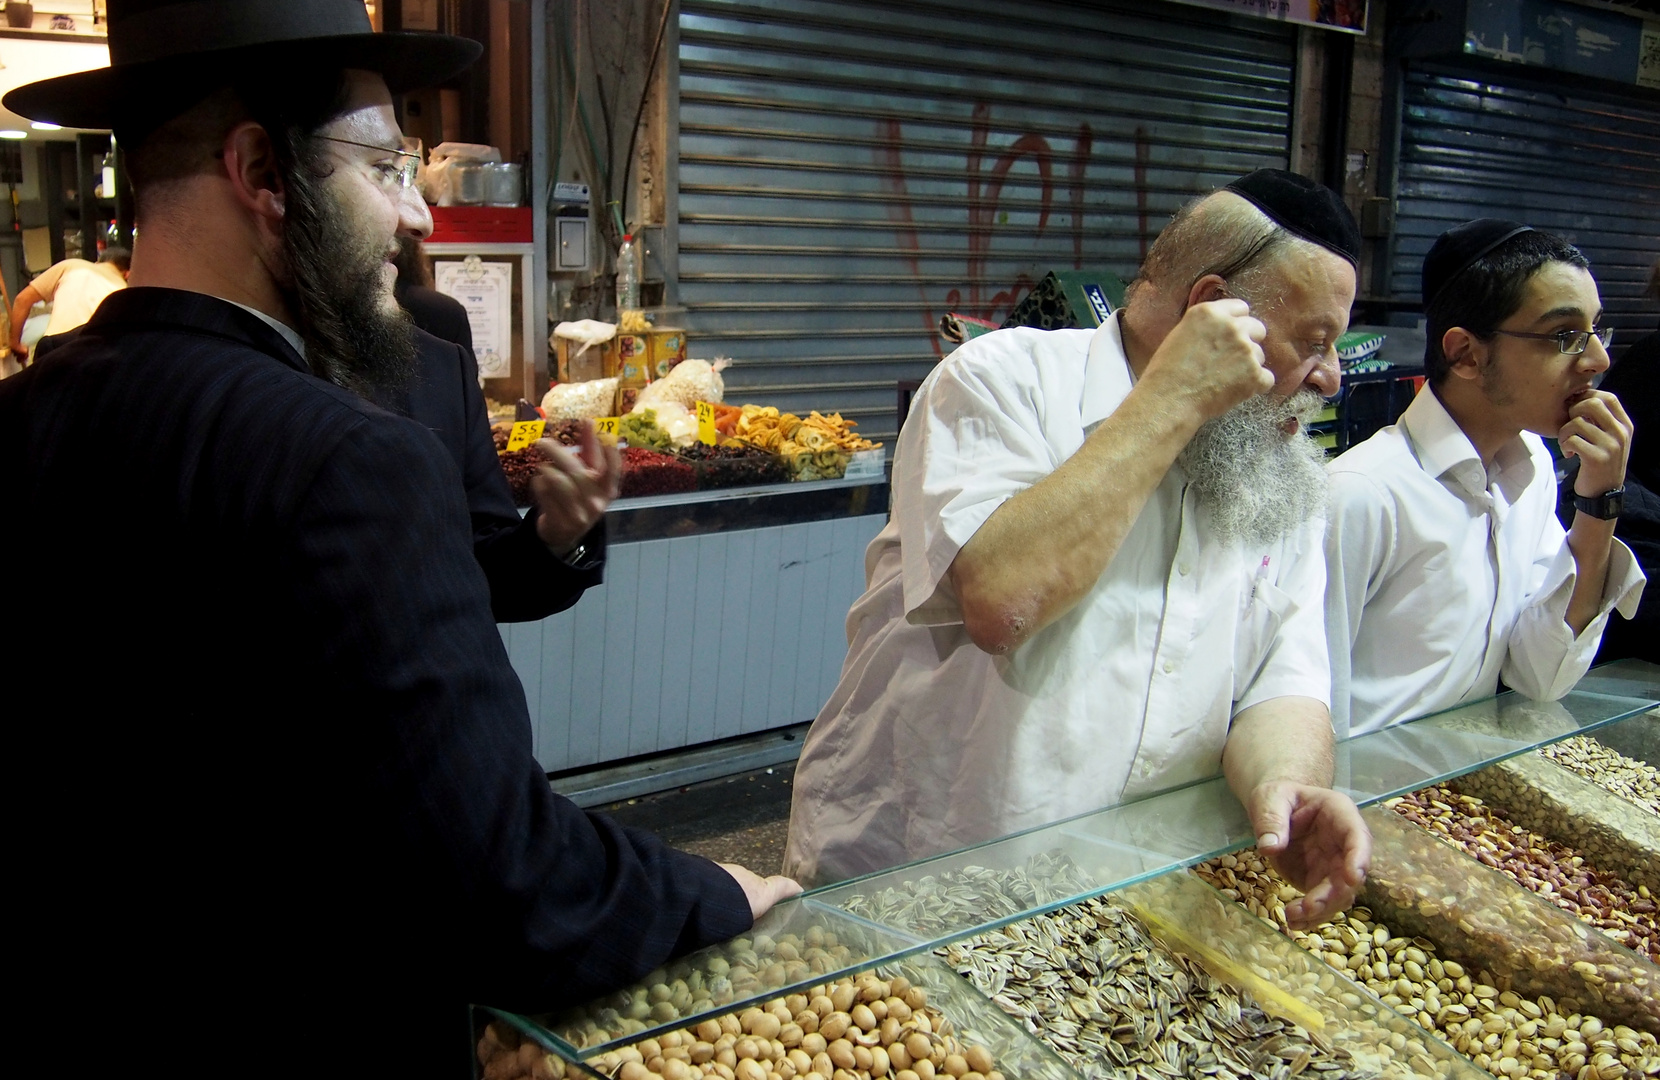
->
[786, 170, 1369, 927]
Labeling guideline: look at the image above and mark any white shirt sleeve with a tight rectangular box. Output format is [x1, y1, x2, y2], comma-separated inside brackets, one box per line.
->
[895, 334, 1068, 624]
[1235, 516, 1333, 715]
[1322, 468, 1396, 738]
[1502, 517, 1646, 701]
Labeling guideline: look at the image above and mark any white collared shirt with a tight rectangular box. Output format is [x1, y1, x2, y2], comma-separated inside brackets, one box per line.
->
[223, 299, 308, 359]
[1325, 385, 1644, 737]
[784, 320, 1330, 884]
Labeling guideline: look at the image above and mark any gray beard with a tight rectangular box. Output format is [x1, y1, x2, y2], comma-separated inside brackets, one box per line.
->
[1176, 389, 1330, 546]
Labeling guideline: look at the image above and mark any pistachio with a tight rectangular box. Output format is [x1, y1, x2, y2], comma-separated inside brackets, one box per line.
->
[1194, 835, 1660, 1080]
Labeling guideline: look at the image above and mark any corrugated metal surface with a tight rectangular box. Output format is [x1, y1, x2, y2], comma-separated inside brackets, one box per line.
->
[675, 0, 1296, 440]
[506, 514, 886, 772]
[1393, 67, 1660, 343]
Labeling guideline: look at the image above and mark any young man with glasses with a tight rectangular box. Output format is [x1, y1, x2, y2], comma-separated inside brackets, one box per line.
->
[1325, 220, 1645, 735]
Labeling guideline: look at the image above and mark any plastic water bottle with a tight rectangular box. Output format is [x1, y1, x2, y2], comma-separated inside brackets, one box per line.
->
[616, 233, 640, 312]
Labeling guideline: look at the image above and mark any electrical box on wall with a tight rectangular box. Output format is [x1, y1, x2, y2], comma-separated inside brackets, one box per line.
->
[639, 225, 666, 284]
[1361, 197, 1393, 239]
[552, 182, 591, 272]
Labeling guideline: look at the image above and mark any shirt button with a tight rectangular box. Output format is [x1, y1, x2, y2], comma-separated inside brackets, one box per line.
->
[1178, 562, 1191, 576]
[1162, 660, 1174, 674]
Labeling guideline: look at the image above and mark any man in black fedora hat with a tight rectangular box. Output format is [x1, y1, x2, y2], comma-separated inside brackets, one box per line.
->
[0, 1, 796, 1068]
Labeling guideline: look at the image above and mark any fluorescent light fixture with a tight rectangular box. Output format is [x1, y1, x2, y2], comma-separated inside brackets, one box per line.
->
[0, 130, 28, 140]
[31, 122, 62, 131]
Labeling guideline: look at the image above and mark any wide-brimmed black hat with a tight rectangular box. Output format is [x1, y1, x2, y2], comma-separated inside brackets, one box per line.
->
[4, 0, 481, 132]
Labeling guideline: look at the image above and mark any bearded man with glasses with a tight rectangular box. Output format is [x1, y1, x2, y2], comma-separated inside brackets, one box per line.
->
[0, 1, 795, 1068]
[1325, 220, 1646, 736]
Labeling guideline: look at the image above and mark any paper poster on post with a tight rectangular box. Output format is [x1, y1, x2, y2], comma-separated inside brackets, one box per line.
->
[435, 255, 514, 379]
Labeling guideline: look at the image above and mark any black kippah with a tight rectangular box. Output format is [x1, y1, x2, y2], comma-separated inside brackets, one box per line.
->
[1224, 168, 1361, 267]
[1421, 218, 1536, 306]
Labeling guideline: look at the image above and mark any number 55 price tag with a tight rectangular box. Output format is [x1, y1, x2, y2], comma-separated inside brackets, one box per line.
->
[505, 419, 546, 451]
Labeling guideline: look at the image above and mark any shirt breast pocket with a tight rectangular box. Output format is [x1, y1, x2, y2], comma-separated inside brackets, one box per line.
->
[1233, 579, 1297, 698]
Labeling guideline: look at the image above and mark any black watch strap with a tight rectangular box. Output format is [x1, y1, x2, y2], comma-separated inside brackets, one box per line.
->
[1573, 486, 1625, 520]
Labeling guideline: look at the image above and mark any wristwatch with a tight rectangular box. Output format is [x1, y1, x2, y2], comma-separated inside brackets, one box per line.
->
[1573, 486, 1625, 520]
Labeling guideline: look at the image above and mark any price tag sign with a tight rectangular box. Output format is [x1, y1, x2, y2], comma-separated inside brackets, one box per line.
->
[594, 416, 620, 438]
[505, 419, 546, 452]
[696, 401, 718, 446]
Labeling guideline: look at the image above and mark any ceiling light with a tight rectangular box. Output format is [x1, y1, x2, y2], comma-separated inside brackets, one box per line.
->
[31, 122, 62, 131]
[0, 130, 28, 140]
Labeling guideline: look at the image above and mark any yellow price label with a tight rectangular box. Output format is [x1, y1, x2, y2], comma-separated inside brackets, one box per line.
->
[505, 419, 546, 452]
[696, 401, 717, 446]
[594, 416, 620, 436]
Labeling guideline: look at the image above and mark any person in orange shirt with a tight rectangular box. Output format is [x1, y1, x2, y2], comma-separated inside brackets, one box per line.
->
[8, 247, 130, 358]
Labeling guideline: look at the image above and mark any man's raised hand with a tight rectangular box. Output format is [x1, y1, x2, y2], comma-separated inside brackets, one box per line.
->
[1140, 298, 1272, 421]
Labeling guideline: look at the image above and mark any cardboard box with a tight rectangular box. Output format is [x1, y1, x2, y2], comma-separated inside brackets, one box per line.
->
[649, 328, 687, 379]
[554, 336, 607, 383]
[605, 333, 652, 386]
[1003, 269, 1128, 331]
[551, 327, 690, 413]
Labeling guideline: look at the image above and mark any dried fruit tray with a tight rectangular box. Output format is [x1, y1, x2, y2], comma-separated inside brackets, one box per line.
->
[487, 664, 1660, 1074]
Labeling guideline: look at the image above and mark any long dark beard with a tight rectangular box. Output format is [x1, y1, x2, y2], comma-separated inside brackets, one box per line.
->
[278, 150, 416, 395]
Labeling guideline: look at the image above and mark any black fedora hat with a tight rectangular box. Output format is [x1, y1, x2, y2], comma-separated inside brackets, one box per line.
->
[4, 0, 482, 131]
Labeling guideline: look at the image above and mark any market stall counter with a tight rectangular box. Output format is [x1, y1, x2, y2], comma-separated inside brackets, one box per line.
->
[496, 354, 892, 773]
[500, 470, 889, 775]
[480, 661, 1660, 1080]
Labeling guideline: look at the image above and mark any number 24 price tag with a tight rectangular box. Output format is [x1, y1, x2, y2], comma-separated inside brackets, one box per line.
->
[505, 419, 546, 451]
[696, 401, 717, 446]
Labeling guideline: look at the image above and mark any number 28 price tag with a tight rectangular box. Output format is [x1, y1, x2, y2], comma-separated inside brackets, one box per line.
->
[696, 401, 717, 446]
[594, 416, 620, 442]
[505, 419, 546, 451]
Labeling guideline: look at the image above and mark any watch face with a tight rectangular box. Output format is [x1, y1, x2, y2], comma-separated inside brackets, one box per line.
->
[1576, 490, 1623, 520]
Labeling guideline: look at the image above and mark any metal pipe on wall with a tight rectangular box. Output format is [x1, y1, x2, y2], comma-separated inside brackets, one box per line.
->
[531, 0, 549, 401]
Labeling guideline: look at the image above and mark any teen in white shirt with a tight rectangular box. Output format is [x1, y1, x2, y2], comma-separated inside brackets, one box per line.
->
[1326, 221, 1643, 736]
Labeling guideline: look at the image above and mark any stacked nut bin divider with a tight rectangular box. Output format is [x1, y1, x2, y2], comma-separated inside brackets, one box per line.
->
[477, 660, 1660, 1080]
[1356, 805, 1658, 1033]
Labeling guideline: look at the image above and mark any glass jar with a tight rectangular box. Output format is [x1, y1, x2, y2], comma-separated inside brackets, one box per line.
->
[449, 163, 486, 206]
[486, 162, 523, 207]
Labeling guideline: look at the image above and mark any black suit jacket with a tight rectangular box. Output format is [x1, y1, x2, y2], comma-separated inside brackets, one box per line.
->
[35, 314, 598, 623]
[388, 328, 605, 622]
[1, 289, 749, 1070]
[1563, 327, 1660, 663]
[399, 281, 476, 353]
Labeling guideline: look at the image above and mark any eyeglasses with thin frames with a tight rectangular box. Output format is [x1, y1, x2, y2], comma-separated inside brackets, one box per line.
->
[1486, 326, 1614, 356]
[317, 135, 420, 191]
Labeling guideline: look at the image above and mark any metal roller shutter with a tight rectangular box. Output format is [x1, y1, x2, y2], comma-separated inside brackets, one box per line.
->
[1393, 66, 1660, 346]
[674, 0, 1296, 440]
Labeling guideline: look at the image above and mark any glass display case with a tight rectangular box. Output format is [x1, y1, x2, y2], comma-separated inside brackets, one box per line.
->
[487, 661, 1660, 1078]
